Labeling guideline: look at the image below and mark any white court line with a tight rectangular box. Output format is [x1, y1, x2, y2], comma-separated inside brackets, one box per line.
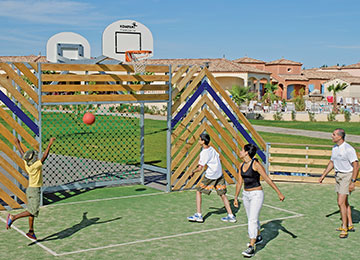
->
[55, 214, 303, 257]
[2, 190, 304, 256]
[0, 216, 59, 257]
[45, 191, 167, 207]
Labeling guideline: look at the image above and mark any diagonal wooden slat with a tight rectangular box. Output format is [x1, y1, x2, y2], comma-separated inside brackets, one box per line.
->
[0, 124, 28, 152]
[171, 97, 206, 142]
[0, 187, 22, 209]
[171, 66, 189, 85]
[209, 142, 237, 184]
[0, 75, 39, 119]
[175, 154, 202, 190]
[0, 139, 26, 172]
[0, 63, 38, 104]
[14, 62, 38, 87]
[175, 65, 201, 93]
[203, 95, 246, 149]
[28, 62, 38, 72]
[0, 155, 28, 187]
[0, 106, 39, 150]
[204, 68, 266, 150]
[0, 203, 5, 210]
[42, 84, 169, 92]
[171, 124, 206, 173]
[171, 69, 205, 114]
[171, 109, 205, 157]
[0, 171, 27, 203]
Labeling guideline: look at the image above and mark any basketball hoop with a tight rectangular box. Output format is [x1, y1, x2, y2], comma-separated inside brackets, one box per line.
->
[125, 50, 152, 74]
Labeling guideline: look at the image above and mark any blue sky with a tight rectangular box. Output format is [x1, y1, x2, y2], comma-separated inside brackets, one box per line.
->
[0, 0, 359, 68]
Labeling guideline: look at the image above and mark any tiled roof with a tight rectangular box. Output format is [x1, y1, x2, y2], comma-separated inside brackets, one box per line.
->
[302, 70, 351, 80]
[332, 77, 360, 84]
[266, 58, 302, 66]
[278, 74, 308, 81]
[319, 65, 342, 70]
[342, 62, 360, 69]
[0, 55, 47, 62]
[146, 58, 271, 74]
[233, 57, 265, 64]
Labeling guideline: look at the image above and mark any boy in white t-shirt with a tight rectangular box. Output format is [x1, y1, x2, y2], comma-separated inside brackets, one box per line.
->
[187, 133, 236, 223]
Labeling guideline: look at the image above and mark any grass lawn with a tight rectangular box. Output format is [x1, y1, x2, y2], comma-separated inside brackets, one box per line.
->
[248, 119, 360, 136]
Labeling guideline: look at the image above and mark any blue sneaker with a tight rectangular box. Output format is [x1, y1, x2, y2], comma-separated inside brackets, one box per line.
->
[26, 232, 37, 240]
[221, 215, 237, 223]
[187, 213, 203, 223]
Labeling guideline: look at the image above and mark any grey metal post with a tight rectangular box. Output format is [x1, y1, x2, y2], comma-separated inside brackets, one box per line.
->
[166, 65, 173, 192]
[265, 143, 270, 175]
[37, 62, 43, 206]
[140, 103, 145, 185]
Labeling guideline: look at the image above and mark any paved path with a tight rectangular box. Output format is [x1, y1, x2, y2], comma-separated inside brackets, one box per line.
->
[252, 125, 360, 143]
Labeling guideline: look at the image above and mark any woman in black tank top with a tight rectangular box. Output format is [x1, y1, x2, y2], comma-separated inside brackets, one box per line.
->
[233, 144, 285, 258]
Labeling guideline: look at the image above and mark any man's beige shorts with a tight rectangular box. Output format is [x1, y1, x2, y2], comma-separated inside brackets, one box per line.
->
[335, 172, 352, 195]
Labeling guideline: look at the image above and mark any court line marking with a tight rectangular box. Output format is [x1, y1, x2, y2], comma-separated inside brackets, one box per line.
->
[55, 214, 303, 256]
[2, 190, 304, 257]
[0, 216, 59, 256]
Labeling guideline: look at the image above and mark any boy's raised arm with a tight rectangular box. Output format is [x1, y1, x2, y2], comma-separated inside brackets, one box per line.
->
[41, 137, 56, 163]
[14, 137, 25, 158]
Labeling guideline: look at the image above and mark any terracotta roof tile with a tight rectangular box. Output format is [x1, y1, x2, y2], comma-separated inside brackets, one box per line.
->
[278, 74, 308, 81]
[342, 62, 360, 69]
[302, 70, 351, 80]
[146, 58, 271, 74]
[233, 57, 265, 64]
[266, 58, 302, 65]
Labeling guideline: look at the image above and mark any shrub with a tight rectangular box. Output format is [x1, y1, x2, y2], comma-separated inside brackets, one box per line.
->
[344, 110, 351, 122]
[308, 111, 316, 122]
[327, 112, 337, 122]
[273, 111, 283, 121]
[291, 110, 296, 121]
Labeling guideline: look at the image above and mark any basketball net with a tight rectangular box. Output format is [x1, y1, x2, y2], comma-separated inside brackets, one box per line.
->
[125, 50, 152, 74]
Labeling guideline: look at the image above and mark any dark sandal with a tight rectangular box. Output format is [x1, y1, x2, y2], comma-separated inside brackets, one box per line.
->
[339, 230, 348, 239]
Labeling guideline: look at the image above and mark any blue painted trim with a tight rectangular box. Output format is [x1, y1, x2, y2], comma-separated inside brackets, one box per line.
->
[204, 82, 266, 162]
[0, 91, 39, 136]
[171, 83, 205, 129]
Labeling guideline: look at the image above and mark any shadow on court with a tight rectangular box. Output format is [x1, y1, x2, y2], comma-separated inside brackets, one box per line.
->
[256, 220, 297, 253]
[326, 206, 360, 224]
[203, 199, 240, 222]
[29, 212, 122, 246]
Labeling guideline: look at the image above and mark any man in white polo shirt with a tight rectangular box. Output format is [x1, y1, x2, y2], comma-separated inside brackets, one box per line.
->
[319, 128, 359, 239]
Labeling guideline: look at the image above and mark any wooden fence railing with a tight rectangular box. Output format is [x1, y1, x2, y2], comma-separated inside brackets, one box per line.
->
[268, 143, 360, 186]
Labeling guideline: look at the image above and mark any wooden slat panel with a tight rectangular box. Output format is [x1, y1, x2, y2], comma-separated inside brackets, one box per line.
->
[0, 63, 38, 104]
[0, 187, 22, 209]
[171, 124, 205, 171]
[0, 140, 26, 172]
[173, 155, 201, 190]
[269, 157, 329, 165]
[0, 171, 27, 203]
[42, 74, 169, 82]
[0, 75, 39, 119]
[171, 69, 205, 112]
[269, 147, 332, 156]
[205, 68, 266, 150]
[0, 156, 28, 187]
[0, 106, 39, 150]
[171, 110, 205, 157]
[171, 144, 201, 184]
[41, 63, 170, 73]
[172, 101, 205, 144]
[42, 84, 169, 92]
[171, 66, 189, 85]
[204, 109, 240, 159]
[28, 62, 38, 72]
[0, 203, 5, 210]
[171, 95, 206, 135]
[205, 123, 238, 168]
[175, 66, 200, 93]
[270, 174, 336, 184]
[269, 165, 334, 175]
[203, 96, 246, 149]
[42, 93, 169, 103]
[185, 169, 205, 190]
[0, 124, 28, 152]
[14, 62, 38, 87]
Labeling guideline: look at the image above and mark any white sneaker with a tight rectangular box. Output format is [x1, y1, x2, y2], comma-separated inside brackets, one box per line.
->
[221, 215, 237, 223]
[187, 213, 203, 223]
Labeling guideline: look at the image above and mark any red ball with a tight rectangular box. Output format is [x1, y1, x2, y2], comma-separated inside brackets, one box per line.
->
[83, 112, 95, 125]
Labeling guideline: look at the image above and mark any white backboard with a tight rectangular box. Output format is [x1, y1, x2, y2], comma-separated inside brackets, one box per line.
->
[46, 32, 91, 63]
[102, 20, 153, 62]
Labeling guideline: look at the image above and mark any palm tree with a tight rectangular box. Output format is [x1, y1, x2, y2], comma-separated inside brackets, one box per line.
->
[327, 83, 348, 113]
[262, 83, 279, 105]
[229, 85, 256, 107]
